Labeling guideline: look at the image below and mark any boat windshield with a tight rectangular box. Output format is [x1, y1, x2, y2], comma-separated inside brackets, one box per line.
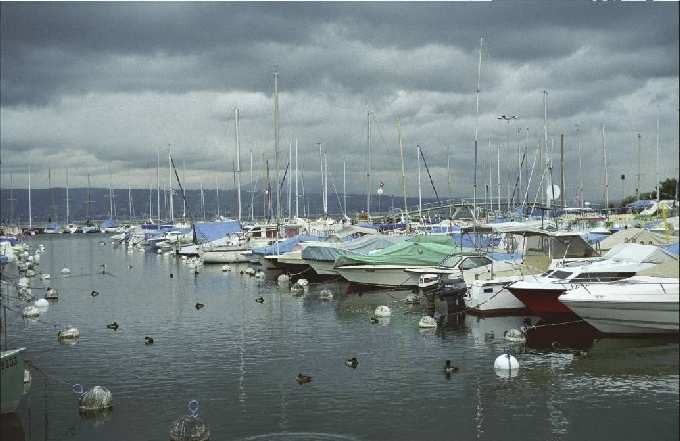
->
[440, 255, 463, 268]
[549, 270, 572, 280]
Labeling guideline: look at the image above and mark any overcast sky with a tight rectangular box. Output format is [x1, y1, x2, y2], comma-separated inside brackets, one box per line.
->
[1, 1, 678, 205]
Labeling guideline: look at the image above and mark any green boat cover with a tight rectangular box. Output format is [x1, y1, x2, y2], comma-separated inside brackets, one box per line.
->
[334, 239, 471, 268]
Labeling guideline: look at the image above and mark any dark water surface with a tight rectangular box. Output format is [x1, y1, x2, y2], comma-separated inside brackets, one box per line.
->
[2, 235, 678, 441]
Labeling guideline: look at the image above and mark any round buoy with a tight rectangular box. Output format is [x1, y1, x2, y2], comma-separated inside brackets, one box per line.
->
[58, 327, 80, 340]
[374, 305, 391, 317]
[494, 352, 519, 372]
[221, 265, 232, 272]
[296, 278, 309, 288]
[277, 274, 290, 283]
[34, 298, 49, 308]
[41, 273, 51, 280]
[61, 268, 71, 274]
[22, 306, 40, 318]
[169, 400, 210, 441]
[76, 385, 113, 412]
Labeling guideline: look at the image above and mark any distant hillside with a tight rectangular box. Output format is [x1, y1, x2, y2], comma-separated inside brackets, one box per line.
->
[0, 187, 445, 224]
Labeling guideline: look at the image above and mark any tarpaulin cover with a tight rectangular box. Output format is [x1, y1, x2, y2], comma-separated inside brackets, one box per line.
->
[603, 243, 677, 265]
[253, 235, 326, 256]
[101, 218, 117, 229]
[663, 242, 679, 257]
[334, 240, 470, 267]
[302, 235, 402, 262]
[194, 221, 241, 243]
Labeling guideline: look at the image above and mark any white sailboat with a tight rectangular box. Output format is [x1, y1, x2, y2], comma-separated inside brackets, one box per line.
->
[65, 168, 78, 233]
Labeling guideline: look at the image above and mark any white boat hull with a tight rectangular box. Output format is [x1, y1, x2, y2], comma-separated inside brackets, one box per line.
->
[335, 265, 419, 287]
[465, 278, 528, 315]
[201, 250, 251, 263]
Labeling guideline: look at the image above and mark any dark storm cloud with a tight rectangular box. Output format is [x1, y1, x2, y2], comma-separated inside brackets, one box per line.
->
[1, 1, 678, 203]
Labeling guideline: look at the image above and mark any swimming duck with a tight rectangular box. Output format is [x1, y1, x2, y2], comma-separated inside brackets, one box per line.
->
[195, 303, 205, 310]
[144, 336, 154, 345]
[255, 297, 265, 303]
[345, 357, 359, 369]
[106, 322, 119, 331]
[369, 317, 379, 324]
[90, 290, 100, 297]
[296, 373, 312, 385]
[128, 265, 134, 269]
[444, 360, 459, 374]
[169, 273, 174, 279]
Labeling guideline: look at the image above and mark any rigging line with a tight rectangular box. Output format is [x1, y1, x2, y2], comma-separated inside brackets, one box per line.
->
[418, 146, 441, 204]
[330, 179, 344, 215]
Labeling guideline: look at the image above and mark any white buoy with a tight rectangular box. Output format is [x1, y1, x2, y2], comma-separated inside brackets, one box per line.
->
[277, 274, 290, 283]
[244, 268, 256, 275]
[33, 253, 40, 263]
[418, 315, 438, 328]
[41, 273, 51, 280]
[45, 287, 58, 299]
[494, 352, 520, 372]
[24, 369, 31, 384]
[319, 289, 334, 300]
[296, 278, 309, 287]
[77, 385, 113, 412]
[254, 271, 265, 279]
[58, 327, 80, 339]
[61, 267, 71, 274]
[405, 293, 420, 304]
[22, 306, 40, 318]
[221, 265, 232, 272]
[503, 329, 527, 343]
[34, 298, 49, 308]
[27, 255, 34, 262]
[374, 305, 392, 317]
[156, 249, 163, 254]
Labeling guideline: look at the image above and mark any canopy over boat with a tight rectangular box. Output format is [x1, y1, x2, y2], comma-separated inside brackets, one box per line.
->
[194, 220, 241, 243]
[598, 228, 673, 251]
[253, 235, 326, 256]
[334, 240, 469, 268]
[101, 218, 118, 229]
[302, 235, 402, 262]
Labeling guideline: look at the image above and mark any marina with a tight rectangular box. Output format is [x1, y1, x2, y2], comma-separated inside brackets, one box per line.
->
[1, 2, 679, 440]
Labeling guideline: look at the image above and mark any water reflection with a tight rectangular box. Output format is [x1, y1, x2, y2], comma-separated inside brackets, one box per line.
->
[0, 413, 25, 441]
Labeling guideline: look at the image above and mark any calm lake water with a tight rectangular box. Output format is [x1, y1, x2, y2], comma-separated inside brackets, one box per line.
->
[1, 235, 678, 441]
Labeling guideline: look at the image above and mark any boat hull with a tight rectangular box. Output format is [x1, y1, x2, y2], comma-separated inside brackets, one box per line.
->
[308, 260, 339, 276]
[465, 281, 529, 316]
[1, 348, 25, 414]
[202, 250, 251, 263]
[335, 266, 419, 287]
[507, 286, 572, 317]
[560, 300, 679, 334]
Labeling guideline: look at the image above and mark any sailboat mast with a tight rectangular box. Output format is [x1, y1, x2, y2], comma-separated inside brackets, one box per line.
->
[398, 118, 408, 215]
[250, 150, 254, 221]
[28, 165, 32, 229]
[200, 181, 205, 221]
[318, 143, 324, 217]
[417, 144, 422, 218]
[234, 107, 242, 221]
[366, 111, 372, 217]
[636, 133, 641, 201]
[108, 168, 113, 219]
[168, 149, 174, 223]
[295, 139, 299, 219]
[497, 140, 501, 212]
[288, 139, 292, 218]
[447, 145, 452, 200]
[48, 168, 53, 222]
[543, 90, 549, 207]
[128, 182, 132, 221]
[473, 36, 483, 223]
[65, 168, 70, 224]
[86, 173, 91, 222]
[156, 147, 161, 223]
[343, 159, 346, 218]
[602, 124, 609, 210]
[182, 160, 187, 220]
[577, 125, 583, 208]
[324, 148, 328, 217]
[273, 70, 280, 222]
[655, 105, 660, 202]
[216, 176, 220, 219]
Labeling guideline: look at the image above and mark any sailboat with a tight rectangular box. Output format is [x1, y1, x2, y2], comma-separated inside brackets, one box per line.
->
[64, 168, 79, 233]
[44, 168, 62, 233]
[81, 173, 100, 233]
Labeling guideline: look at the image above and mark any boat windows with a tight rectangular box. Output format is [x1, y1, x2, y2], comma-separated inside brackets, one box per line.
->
[440, 255, 463, 268]
[549, 270, 572, 279]
[571, 272, 636, 283]
[459, 256, 492, 270]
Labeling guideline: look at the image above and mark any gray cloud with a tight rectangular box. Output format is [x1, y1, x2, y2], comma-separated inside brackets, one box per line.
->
[1, 1, 678, 208]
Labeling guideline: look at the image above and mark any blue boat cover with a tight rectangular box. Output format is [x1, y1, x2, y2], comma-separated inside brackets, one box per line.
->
[663, 242, 679, 256]
[101, 218, 118, 229]
[194, 221, 241, 243]
[253, 235, 326, 256]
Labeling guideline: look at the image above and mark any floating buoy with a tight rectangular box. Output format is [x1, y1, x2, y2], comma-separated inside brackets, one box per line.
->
[27, 255, 34, 262]
[75, 385, 113, 412]
[418, 315, 438, 328]
[494, 351, 519, 372]
[277, 274, 290, 283]
[156, 249, 163, 254]
[221, 265, 232, 272]
[319, 289, 334, 300]
[58, 327, 80, 339]
[503, 329, 527, 343]
[45, 287, 58, 299]
[345, 357, 358, 369]
[296, 373, 312, 385]
[61, 268, 71, 274]
[169, 400, 210, 441]
[244, 268, 256, 276]
[41, 273, 51, 280]
[181, 255, 188, 261]
[296, 279, 309, 288]
[374, 305, 391, 317]
[22, 306, 40, 318]
[34, 298, 49, 308]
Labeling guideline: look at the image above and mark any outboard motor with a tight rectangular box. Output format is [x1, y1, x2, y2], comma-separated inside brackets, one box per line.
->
[437, 274, 467, 312]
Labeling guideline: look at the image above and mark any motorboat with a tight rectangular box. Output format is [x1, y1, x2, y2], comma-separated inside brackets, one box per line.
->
[507, 243, 678, 318]
[559, 276, 679, 334]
